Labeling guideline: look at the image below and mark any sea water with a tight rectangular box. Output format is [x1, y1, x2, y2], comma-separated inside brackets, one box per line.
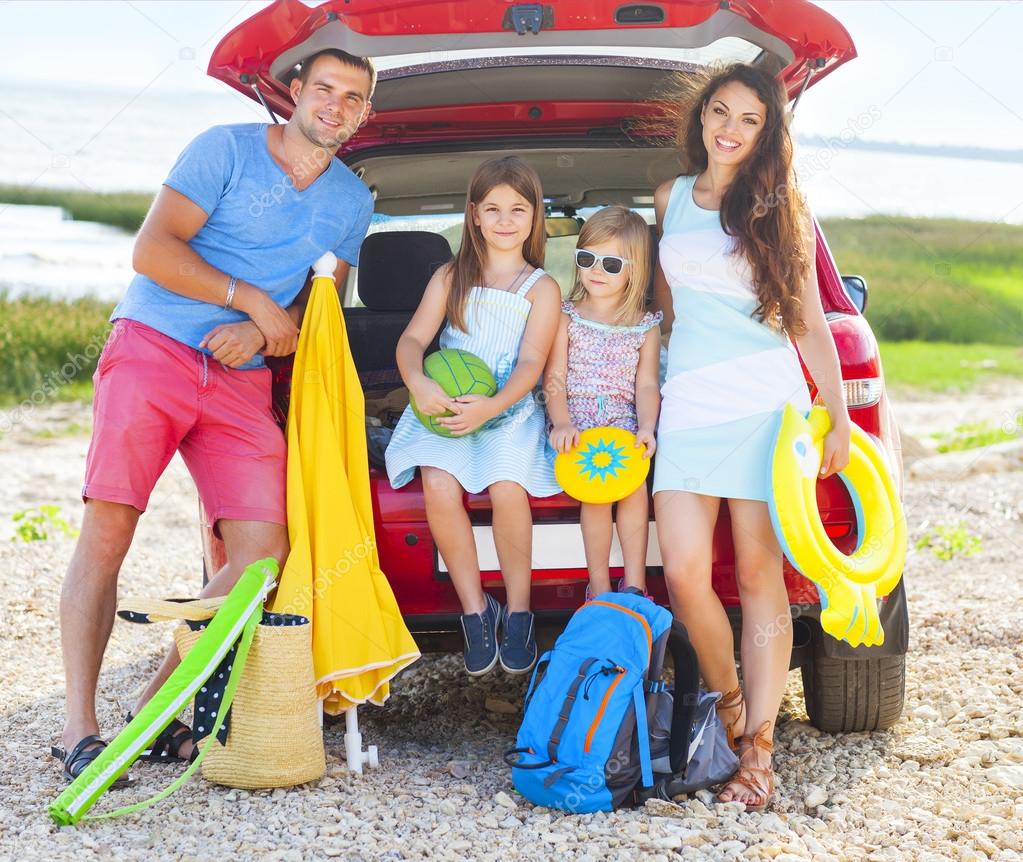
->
[2, 83, 1020, 302]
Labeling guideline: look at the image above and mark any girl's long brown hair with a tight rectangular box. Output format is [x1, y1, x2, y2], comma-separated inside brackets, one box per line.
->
[446, 155, 546, 332]
[657, 63, 811, 335]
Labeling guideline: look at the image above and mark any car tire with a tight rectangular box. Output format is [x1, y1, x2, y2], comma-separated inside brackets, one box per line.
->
[801, 647, 906, 733]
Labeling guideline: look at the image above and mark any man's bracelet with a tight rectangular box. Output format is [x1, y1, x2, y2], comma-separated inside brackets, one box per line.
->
[224, 275, 237, 310]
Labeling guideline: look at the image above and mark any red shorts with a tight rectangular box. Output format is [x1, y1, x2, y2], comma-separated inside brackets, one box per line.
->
[83, 319, 287, 529]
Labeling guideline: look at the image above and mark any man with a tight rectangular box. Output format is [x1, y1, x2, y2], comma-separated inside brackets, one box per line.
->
[53, 49, 376, 781]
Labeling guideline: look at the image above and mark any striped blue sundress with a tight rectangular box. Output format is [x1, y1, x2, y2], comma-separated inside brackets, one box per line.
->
[385, 268, 561, 497]
[653, 175, 812, 502]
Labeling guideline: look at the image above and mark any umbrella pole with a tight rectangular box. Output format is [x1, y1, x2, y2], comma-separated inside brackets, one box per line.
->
[344, 707, 379, 774]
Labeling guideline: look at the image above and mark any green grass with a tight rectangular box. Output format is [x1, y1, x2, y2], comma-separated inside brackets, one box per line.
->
[929, 420, 1019, 453]
[0, 184, 152, 232]
[0, 294, 114, 405]
[31, 420, 92, 439]
[877, 340, 1023, 393]
[0, 192, 1020, 402]
[821, 216, 1023, 346]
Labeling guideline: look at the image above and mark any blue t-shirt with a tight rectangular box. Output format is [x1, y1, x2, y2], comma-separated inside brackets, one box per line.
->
[111, 123, 374, 369]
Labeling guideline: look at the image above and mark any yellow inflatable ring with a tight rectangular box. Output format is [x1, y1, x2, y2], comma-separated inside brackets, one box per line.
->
[555, 426, 650, 505]
[768, 405, 906, 647]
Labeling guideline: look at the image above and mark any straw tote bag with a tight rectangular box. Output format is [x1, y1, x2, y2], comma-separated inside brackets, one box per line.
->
[119, 596, 325, 789]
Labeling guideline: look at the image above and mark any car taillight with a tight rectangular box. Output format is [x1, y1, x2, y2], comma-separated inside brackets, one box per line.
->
[843, 378, 883, 407]
[815, 378, 883, 409]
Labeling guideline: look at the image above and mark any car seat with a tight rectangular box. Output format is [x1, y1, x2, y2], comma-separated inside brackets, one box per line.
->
[343, 230, 453, 389]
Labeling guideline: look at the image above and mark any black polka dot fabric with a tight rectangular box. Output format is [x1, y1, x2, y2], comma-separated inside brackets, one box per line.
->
[118, 605, 310, 745]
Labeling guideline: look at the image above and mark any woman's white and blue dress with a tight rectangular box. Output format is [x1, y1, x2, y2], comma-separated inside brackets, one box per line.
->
[386, 268, 561, 497]
[654, 175, 811, 502]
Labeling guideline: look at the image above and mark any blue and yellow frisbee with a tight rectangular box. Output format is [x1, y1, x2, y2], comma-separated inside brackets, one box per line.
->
[554, 426, 650, 504]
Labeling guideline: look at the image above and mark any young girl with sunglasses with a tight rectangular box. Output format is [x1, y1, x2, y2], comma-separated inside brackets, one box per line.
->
[544, 206, 662, 600]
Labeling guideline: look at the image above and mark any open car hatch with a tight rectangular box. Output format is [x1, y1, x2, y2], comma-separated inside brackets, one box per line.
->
[209, 0, 856, 131]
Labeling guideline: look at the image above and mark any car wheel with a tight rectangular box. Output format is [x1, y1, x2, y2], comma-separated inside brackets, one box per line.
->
[801, 644, 905, 733]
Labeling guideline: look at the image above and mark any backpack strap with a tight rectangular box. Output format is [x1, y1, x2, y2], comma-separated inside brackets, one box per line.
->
[523, 650, 553, 713]
[632, 684, 654, 789]
[548, 656, 597, 762]
[667, 621, 701, 775]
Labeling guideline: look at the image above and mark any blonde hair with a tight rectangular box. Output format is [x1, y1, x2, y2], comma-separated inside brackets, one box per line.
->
[569, 206, 651, 324]
[445, 156, 546, 333]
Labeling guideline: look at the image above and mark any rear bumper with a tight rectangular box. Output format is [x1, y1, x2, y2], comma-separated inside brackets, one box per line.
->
[402, 572, 909, 661]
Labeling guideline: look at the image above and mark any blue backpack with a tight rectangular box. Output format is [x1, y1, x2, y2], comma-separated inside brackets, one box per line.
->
[504, 591, 737, 813]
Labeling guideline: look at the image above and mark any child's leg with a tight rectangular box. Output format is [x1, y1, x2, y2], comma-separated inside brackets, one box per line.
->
[580, 502, 614, 595]
[422, 466, 484, 614]
[616, 484, 650, 591]
[488, 480, 533, 613]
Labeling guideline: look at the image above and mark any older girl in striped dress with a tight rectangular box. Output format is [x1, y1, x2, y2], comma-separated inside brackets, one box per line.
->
[386, 156, 561, 677]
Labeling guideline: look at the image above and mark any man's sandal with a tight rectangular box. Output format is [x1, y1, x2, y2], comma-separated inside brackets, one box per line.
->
[715, 685, 746, 753]
[717, 720, 775, 812]
[50, 735, 132, 786]
[125, 712, 197, 763]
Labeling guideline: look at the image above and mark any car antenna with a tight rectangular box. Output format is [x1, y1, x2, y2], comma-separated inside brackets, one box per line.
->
[241, 74, 281, 124]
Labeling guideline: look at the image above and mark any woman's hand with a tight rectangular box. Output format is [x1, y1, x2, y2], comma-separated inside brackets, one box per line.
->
[634, 426, 657, 459]
[410, 377, 458, 417]
[438, 394, 497, 436]
[199, 321, 266, 368]
[550, 422, 580, 454]
[819, 420, 851, 478]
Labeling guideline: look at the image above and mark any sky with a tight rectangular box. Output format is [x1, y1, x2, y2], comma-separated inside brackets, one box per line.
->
[0, 0, 1020, 151]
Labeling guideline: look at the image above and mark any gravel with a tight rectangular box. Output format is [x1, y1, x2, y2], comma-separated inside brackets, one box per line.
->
[1, 398, 1021, 861]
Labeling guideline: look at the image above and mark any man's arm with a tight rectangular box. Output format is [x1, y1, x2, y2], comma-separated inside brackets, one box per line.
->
[133, 185, 299, 356]
[202, 258, 353, 368]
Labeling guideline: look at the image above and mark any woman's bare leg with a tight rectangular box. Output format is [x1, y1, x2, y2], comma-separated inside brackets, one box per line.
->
[716, 497, 791, 806]
[654, 490, 743, 733]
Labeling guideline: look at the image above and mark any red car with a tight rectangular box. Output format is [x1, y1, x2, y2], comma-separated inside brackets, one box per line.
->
[204, 0, 908, 733]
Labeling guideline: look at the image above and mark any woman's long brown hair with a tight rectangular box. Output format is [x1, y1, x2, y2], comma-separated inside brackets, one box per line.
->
[657, 63, 811, 336]
[445, 155, 547, 332]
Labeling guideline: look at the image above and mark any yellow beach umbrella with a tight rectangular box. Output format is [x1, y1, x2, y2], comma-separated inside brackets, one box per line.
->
[271, 252, 420, 715]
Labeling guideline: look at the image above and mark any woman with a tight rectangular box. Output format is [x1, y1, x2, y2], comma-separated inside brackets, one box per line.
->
[651, 63, 851, 811]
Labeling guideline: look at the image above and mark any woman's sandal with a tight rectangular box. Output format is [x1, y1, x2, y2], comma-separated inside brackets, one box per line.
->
[125, 712, 197, 763]
[50, 735, 132, 786]
[717, 720, 775, 813]
[715, 684, 746, 753]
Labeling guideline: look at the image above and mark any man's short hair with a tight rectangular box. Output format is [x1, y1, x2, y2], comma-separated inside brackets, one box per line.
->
[297, 49, 376, 99]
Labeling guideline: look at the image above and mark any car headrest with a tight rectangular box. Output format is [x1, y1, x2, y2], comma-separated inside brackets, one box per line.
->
[357, 231, 453, 312]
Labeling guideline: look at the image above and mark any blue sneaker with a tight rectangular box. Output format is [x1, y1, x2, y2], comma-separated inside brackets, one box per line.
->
[461, 593, 501, 676]
[499, 607, 537, 674]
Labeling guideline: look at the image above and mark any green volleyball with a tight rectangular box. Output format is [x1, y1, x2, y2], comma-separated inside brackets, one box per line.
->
[410, 349, 497, 437]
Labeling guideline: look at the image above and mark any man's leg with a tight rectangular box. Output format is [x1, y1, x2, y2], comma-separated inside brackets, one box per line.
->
[129, 518, 289, 752]
[64, 319, 201, 758]
[135, 357, 289, 752]
[61, 500, 141, 752]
